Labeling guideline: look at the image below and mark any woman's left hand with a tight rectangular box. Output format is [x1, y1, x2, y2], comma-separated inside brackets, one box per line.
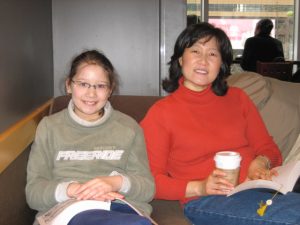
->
[247, 156, 278, 180]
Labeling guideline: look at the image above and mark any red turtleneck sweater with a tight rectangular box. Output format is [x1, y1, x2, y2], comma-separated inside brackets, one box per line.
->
[140, 81, 282, 203]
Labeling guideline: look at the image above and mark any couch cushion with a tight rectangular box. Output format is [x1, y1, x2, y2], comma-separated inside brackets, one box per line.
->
[227, 72, 272, 110]
[110, 95, 162, 122]
[228, 72, 300, 159]
[260, 78, 300, 159]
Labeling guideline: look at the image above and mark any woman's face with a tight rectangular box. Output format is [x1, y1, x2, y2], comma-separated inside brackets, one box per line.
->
[179, 37, 222, 92]
[66, 63, 112, 121]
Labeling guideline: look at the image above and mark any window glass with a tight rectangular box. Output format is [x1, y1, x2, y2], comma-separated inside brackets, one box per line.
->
[187, 0, 201, 26]
[186, 0, 295, 60]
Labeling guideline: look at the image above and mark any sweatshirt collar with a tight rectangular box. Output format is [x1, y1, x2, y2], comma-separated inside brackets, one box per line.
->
[68, 99, 112, 127]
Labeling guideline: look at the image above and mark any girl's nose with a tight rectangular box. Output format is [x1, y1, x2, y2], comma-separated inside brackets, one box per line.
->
[86, 86, 97, 96]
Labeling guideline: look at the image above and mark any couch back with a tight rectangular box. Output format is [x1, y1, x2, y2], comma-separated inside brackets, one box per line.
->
[50, 95, 162, 121]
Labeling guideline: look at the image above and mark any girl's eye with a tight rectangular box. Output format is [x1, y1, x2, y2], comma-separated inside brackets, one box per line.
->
[96, 84, 108, 89]
[81, 82, 90, 88]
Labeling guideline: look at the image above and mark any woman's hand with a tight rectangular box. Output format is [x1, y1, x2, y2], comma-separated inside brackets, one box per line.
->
[247, 156, 278, 181]
[67, 176, 124, 201]
[186, 169, 234, 198]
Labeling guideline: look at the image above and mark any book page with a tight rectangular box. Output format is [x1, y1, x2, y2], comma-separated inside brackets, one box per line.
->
[227, 160, 300, 196]
[284, 134, 300, 164]
[272, 160, 300, 193]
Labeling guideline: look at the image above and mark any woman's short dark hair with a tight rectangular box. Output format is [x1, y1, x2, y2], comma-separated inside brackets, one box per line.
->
[163, 22, 233, 96]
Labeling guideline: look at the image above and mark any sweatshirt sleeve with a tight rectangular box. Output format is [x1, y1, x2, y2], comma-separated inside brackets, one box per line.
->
[121, 125, 155, 203]
[140, 104, 188, 201]
[25, 118, 60, 212]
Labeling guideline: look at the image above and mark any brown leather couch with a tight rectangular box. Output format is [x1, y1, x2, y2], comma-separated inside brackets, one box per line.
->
[1, 72, 300, 225]
[0, 94, 191, 225]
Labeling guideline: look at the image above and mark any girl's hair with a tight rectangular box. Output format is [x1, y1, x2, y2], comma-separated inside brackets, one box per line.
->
[66, 50, 118, 92]
[163, 22, 233, 96]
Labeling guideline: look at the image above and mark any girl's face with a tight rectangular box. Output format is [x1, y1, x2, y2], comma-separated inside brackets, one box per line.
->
[179, 37, 222, 92]
[66, 63, 112, 121]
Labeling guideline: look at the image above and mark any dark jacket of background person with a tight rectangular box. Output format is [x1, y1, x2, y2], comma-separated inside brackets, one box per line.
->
[240, 19, 284, 72]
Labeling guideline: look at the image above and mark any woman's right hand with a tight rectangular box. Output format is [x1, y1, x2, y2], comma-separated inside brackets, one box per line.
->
[186, 169, 234, 198]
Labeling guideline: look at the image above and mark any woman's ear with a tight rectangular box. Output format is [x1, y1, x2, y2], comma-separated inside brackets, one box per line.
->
[178, 57, 183, 66]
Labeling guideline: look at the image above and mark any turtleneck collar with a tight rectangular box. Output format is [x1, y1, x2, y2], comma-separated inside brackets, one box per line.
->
[68, 99, 112, 127]
[172, 77, 218, 104]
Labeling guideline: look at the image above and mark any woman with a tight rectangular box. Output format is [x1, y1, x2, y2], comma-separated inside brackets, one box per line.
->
[141, 22, 300, 224]
[26, 50, 154, 225]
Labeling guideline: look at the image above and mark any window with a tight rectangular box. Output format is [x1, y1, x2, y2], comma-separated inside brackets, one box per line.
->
[186, 0, 295, 60]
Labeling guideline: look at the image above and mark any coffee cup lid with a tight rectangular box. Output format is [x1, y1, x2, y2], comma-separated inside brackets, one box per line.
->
[214, 151, 241, 169]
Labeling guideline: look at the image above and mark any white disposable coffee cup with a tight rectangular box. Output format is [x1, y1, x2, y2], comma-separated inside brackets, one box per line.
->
[214, 151, 241, 186]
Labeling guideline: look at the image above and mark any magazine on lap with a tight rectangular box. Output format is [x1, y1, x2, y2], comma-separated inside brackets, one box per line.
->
[37, 197, 158, 225]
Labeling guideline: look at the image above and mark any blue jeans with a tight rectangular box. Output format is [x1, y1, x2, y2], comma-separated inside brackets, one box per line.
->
[68, 202, 152, 225]
[184, 189, 300, 225]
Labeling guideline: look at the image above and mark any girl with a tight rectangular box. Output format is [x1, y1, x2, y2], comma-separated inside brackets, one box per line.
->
[26, 50, 154, 225]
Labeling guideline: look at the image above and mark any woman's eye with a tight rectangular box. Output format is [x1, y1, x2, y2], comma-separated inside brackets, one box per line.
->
[209, 52, 218, 57]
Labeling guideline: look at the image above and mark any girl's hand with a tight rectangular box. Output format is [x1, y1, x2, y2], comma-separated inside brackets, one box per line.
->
[93, 192, 124, 201]
[67, 176, 123, 201]
[67, 182, 81, 198]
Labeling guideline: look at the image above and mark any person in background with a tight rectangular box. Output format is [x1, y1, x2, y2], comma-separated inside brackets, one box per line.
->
[26, 50, 154, 225]
[240, 18, 284, 72]
[141, 22, 300, 225]
[187, 14, 200, 27]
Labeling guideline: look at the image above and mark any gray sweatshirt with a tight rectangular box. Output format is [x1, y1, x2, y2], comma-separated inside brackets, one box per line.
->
[26, 101, 155, 216]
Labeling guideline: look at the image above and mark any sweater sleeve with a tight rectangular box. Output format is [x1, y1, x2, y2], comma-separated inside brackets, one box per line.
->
[240, 90, 282, 167]
[25, 118, 60, 212]
[140, 104, 188, 201]
[117, 124, 155, 215]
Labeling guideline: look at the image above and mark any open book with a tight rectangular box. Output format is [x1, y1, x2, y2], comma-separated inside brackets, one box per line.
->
[227, 160, 300, 196]
[37, 197, 158, 225]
